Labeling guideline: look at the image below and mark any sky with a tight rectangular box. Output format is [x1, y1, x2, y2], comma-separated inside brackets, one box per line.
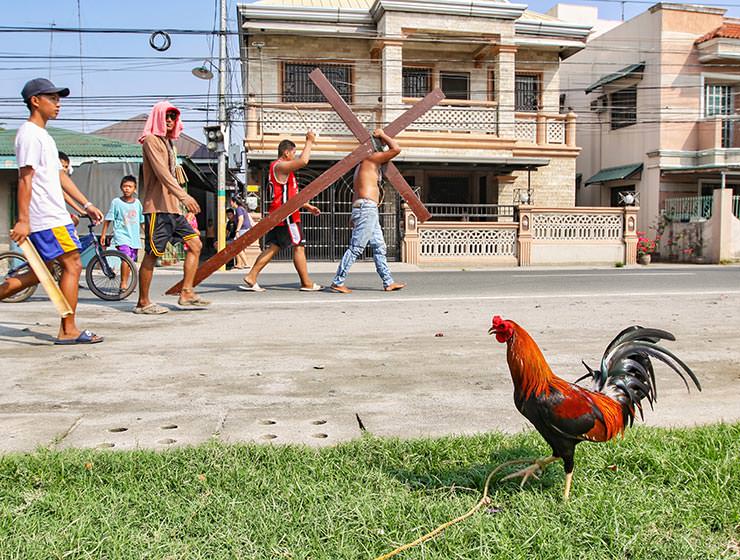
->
[2, 0, 740, 145]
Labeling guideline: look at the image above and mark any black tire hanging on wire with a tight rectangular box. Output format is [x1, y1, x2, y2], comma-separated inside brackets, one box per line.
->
[149, 30, 171, 52]
[86, 250, 138, 301]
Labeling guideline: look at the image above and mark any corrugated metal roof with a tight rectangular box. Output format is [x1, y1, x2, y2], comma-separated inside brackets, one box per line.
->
[585, 62, 645, 94]
[696, 23, 740, 44]
[0, 126, 141, 158]
[92, 115, 211, 159]
[585, 163, 643, 185]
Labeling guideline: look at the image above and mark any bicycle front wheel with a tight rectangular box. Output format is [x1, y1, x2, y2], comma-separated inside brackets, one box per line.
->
[86, 250, 138, 301]
[0, 251, 38, 303]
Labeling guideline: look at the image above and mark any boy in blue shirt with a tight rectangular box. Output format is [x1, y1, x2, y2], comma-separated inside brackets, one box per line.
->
[100, 175, 144, 292]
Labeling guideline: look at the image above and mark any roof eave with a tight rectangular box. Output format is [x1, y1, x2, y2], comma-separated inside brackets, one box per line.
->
[238, 4, 374, 25]
[370, 0, 527, 21]
[515, 19, 592, 40]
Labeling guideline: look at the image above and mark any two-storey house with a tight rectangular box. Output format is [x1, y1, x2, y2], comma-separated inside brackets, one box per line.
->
[562, 2, 740, 229]
[238, 0, 590, 260]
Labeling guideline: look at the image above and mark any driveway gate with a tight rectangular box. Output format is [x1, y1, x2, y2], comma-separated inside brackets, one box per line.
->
[262, 168, 401, 262]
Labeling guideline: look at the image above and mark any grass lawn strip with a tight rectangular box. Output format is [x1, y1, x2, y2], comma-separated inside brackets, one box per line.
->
[1, 424, 738, 559]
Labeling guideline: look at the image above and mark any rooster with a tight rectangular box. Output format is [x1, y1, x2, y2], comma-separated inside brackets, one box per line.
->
[489, 316, 701, 499]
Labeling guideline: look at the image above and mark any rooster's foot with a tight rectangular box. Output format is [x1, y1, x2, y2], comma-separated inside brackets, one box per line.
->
[502, 456, 558, 488]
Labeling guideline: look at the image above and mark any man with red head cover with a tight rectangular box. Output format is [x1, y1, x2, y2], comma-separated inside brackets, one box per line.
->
[134, 101, 208, 314]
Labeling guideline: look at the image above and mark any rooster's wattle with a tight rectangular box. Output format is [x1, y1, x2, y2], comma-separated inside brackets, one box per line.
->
[489, 316, 701, 499]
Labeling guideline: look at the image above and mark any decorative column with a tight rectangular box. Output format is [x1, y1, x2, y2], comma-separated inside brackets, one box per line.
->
[708, 188, 734, 263]
[623, 205, 638, 265]
[493, 45, 517, 139]
[402, 203, 419, 265]
[517, 205, 532, 266]
[380, 40, 404, 129]
[566, 111, 577, 147]
[536, 112, 546, 145]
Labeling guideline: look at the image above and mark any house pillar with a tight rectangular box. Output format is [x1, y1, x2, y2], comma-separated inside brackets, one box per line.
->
[517, 205, 532, 266]
[402, 203, 419, 264]
[493, 45, 517, 139]
[707, 187, 734, 263]
[623, 205, 638, 265]
[566, 111, 577, 147]
[380, 40, 404, 129]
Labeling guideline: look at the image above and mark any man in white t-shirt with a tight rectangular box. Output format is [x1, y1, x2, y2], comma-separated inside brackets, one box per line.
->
[0, 78, 105, 344]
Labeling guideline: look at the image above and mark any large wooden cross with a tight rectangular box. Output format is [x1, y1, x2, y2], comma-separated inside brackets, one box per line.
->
[166, 69, 445, 295]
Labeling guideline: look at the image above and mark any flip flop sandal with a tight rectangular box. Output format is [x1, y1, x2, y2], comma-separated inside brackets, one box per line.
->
[133, 303, 169, 315]
[238, 281, 266, 292]
[54, 329, 104, 345]
[177, 295, 211, 308]
[299, 283, 322, 292]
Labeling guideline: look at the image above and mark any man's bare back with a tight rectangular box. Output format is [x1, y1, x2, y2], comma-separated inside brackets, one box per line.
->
[353, 129, 401, 204]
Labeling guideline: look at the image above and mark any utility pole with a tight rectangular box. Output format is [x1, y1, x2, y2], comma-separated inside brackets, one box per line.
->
[217, 0, 228, 256]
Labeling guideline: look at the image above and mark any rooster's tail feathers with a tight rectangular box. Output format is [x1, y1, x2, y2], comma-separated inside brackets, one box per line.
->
[579, 326, 700, 424]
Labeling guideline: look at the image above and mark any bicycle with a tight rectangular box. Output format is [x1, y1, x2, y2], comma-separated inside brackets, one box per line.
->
[0, 218, 138, 303]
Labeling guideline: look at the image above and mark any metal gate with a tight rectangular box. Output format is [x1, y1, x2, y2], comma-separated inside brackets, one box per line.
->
[261, 168, 402, 262]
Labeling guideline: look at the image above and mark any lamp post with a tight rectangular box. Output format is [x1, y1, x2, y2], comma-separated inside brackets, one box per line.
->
[216, 0, 228, 258]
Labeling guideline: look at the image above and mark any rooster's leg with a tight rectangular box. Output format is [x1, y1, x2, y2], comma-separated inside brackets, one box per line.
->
[502, 456, 559, 488]
[563, 471, 573, 500]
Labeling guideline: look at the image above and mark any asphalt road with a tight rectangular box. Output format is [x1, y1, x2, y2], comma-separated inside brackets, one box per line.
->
[1, 263, 739, 453]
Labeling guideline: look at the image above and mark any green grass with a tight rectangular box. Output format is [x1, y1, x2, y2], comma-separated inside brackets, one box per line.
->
[1, 424, 739, 559]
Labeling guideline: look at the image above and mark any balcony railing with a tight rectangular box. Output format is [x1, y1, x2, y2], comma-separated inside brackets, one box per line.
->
[398, 98, 498, 134]
[253, 103, 378, 137]
[663, 196, 713, 221]
[514, 112, 574, 145]
[246, 101, 576, 147]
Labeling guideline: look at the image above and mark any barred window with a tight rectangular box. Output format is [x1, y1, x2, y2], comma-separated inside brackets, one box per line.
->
[610, 86, 637, 130]
[403, 67, 432, 98]
[283, 63, 352, 103]
[515, 74, 540, 112]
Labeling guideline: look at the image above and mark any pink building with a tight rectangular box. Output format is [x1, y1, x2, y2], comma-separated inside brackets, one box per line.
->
[561, 2, 740, 229]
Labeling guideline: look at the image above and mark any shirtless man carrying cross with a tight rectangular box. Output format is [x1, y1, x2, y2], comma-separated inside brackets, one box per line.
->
[329, 129, 406, 294]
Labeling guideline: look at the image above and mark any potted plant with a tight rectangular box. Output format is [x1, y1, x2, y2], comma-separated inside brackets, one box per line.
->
[636, 231, 656, 265]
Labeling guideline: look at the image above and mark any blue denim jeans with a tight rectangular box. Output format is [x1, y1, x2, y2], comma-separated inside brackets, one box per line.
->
[332, 199, 394, 287]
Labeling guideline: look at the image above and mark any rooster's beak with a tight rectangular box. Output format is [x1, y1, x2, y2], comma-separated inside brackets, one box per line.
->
[487, 326, 495, 335]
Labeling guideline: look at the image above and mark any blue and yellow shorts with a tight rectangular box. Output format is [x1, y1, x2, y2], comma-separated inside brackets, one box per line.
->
[29, 224, 81, 262]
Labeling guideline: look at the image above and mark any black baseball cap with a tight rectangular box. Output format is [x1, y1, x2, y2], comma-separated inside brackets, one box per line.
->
[21, 78, 70, 102]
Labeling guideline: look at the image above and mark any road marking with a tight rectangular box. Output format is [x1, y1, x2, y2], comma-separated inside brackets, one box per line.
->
[218, 289, 740, 307]
[511, 272, 695, 278]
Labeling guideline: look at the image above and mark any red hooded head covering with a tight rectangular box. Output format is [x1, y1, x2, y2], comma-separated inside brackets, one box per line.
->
[138, 101, 183, 144]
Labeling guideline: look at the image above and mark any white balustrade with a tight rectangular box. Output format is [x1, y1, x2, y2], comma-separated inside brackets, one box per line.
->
[419, 226, 517, 257]
[531, 212, 623, 240]
[514, 115, 537, 142]
[260, 107, 375, 136]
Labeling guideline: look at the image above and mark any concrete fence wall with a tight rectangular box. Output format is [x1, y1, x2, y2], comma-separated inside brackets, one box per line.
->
[402, 205, 638, 266]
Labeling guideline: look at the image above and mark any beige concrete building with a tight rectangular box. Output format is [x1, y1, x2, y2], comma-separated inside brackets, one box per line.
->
[561, 2, 740, 229]
[237, 0, 590, 260]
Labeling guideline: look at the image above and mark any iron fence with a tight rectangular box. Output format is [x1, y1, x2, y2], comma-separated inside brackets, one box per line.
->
[424, 203, 516, 221]
[663, 196, 713, 221]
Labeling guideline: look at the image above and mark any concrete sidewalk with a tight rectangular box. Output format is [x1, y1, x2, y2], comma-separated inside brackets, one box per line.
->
[1, 266, 739, 454]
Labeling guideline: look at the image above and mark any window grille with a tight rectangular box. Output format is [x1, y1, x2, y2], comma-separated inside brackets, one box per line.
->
[610, 86, 637, 130]
[403, 67, 431, 98]
[704, 83, 733, 147]
[283, 63, 352, 103]
[515, 74, 540, 112]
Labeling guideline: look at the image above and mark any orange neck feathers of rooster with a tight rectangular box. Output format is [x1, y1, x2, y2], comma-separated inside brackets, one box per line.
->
[492, 317, 555, 399]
